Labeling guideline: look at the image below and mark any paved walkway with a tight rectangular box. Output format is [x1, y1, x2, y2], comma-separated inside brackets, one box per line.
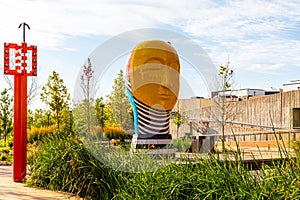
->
[0, 165, 79, 200]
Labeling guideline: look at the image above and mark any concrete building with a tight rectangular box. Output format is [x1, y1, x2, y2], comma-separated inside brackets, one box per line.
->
[212, 88, 278, 98]
[282, 80, 300, 92]
[170, 89, 300, 150]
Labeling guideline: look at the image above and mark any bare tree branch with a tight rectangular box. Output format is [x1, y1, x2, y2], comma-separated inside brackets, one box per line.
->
[27, 77, 41, 105]
[3, 74, 41, 105]
[3, 75, 13, 91]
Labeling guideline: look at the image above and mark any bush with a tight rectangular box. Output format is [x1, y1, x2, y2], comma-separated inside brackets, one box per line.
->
[0, 147, 12, 164]
[103, 126, 132, 141]
[0, 147, 10, 154]
[0, 154, 7, 161]
[293, 141, 300, 156]
[27, 125, 57, 143]
[90, 125, 103, 138]
[172, 136, 192, 152]
[7, 136, 14, 148]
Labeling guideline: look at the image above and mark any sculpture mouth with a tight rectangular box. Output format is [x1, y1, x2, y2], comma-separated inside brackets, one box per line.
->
[157, 93, 175, 101]
[158, 93, 171, 98]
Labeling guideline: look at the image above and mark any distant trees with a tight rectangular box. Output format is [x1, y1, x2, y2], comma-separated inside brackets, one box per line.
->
[40, 71, 70, 131]
[106, 70, 133, 131]
[0, 89, 13, 147]
[95, 97, 105, 127]
[95, 97, 119, 128]
[27, 109, 52, 128]
[73, 99, 97, 136]
[78, 69, 133, 133]
[36, 67, 133, 136]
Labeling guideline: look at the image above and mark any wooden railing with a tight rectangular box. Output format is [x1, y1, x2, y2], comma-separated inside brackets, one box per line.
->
[222, 129, 300, 143]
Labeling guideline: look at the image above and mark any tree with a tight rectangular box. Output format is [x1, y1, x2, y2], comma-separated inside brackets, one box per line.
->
[27, 109, 50, 128]
[73, 99, 98, 137]
[173, 111, 184, 138]
[213, 59, 234, 152]
[106, 70, 133, 131]
[80, 58, 95, 134]
[0, 88, 13, 147]
[172, 103, 185, 138]
[94, 97, 119, 128]
[40, 71, 70, 131]
[95, 97, 105, 127]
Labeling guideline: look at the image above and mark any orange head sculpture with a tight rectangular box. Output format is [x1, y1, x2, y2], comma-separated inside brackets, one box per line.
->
[126, 40, 180, 138]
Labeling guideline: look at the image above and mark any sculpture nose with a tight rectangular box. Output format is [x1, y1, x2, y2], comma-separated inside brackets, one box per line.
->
[131, 64, 179, 93]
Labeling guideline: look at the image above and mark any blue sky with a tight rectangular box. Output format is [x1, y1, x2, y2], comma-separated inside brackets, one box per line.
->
[0, 0, 299, 109]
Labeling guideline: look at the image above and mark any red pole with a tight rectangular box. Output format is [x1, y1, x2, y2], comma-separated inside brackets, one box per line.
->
[13, 75, 26, 182]
[21, 74, 28, 179]
[4, 24, 37, 182]
[13, 43, 28, 182]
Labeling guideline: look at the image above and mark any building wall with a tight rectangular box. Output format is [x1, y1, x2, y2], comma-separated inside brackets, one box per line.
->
[171, 98, 211, 138]
[218, 89, 266, 98]
[231, 89, 265, 97]
[171, 90, 300, 139]
[282, 81, 300, 92]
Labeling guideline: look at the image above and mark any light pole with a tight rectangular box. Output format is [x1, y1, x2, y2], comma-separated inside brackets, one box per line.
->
[100, 104, 104, 127]
[46, 111, 50, 126]
[69, 109, 72, 133]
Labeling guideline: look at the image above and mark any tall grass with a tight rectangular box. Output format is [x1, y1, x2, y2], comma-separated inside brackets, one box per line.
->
[27, 125, 57, 143]
[27, 131, 122, 199]
[103, 126, 132, 141]
[27, 130, 300, 199]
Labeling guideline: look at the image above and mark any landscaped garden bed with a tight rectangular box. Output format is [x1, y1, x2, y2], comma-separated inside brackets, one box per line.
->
[26, 130, 300, 199]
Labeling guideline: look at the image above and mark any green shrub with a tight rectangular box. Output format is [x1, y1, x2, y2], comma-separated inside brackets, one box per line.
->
[90, 125, 103, 138]
[1, 136, 14, 148]
[0, 154, 7, 161]
[293, 141, 300, 156]
[172, 136, 192, 152]
[0, 147, 10, 154]
[27, 125, 57, 143]
[0, 149, 12, 164]
[103, 126, 132, 141]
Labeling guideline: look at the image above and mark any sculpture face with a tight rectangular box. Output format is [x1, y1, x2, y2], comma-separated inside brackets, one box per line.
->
[128, 40, 180, 111]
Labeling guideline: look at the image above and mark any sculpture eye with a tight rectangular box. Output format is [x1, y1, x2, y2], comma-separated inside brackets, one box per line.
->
[144, 57, 165, 64]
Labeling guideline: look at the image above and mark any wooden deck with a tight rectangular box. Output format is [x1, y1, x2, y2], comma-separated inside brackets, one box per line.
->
[175, 140, 296, 169]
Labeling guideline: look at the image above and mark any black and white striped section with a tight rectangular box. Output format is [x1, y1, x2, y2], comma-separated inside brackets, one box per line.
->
[135, 98, 171, 135]
[126, 78, 171, 135]
[126, 78, 172, 149]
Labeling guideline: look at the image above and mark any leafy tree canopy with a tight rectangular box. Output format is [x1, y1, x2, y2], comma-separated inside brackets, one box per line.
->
[40, 71, 70, 131]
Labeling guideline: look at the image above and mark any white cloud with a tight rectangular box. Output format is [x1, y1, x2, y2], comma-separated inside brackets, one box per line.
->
[0, 0, 299, 95]
[180, 0, 300, 39]
[0, 1, 298, 47]
[173, 0, 300, 74]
